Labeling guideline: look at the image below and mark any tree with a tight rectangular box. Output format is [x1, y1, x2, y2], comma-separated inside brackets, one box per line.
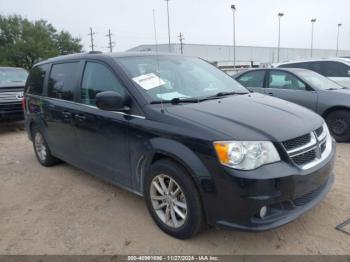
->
[54, 31, 82, 55]
[0, 15, 83, 70]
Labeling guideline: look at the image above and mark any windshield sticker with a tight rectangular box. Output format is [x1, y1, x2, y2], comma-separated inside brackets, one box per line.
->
[132, 73, 165, 90]
[156, 92, 189, 100]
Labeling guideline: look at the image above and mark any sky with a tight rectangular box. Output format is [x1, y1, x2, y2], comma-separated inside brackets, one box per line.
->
[0, 0, 349, 53]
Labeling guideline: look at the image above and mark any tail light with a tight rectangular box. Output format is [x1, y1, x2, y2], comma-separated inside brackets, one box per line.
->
[22, 97, 26, 111]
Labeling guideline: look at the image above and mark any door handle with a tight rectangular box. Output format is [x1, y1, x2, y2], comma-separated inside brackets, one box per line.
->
[62, 111, 72, 118]
[75, 114, 86, 121]
[268, 92, 274, 96]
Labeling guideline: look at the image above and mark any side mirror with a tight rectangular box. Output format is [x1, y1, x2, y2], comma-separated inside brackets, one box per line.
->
[96, 91, 129, 111]
[347, 70, 350, 76]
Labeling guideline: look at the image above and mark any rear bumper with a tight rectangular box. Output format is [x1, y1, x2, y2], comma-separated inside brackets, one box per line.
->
[201, 140, 336, 231]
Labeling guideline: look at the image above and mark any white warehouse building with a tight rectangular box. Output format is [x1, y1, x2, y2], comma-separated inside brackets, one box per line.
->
[128, 43, 350, 69]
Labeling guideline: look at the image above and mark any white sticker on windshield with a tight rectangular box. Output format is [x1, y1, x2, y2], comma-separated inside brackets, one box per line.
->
[156, 92, 189, 100]
[132, 73, 165, 90]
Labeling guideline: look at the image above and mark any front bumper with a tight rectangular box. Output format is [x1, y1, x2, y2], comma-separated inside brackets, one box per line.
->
[0, 102, 24, 120]
[201, 139, 336, 231]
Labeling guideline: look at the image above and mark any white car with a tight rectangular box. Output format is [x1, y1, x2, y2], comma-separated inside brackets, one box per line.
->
[275, 58, 350, 88]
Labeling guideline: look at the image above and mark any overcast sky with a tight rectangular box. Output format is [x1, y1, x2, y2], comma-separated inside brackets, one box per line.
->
[1, 0, 349, 52]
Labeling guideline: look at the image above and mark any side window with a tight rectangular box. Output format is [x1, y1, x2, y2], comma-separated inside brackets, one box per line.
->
[81, 62, 125, 106]
[48, 62, 80, 101]
[268, 71, 306, 90]
[237, 71, 265, 88]
[308, 62, 322, 74]
[26, 65, 48, 95]
[279, 63, 297, 68]
[320, 61, 349, 77]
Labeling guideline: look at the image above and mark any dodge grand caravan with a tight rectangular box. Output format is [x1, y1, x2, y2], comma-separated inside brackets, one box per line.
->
[24, 52, 335, 239]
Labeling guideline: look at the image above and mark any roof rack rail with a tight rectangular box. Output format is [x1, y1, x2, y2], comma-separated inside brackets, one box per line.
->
[88, 51, 103, 54]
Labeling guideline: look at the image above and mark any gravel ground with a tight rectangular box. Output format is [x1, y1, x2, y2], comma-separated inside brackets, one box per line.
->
[0, 121, 349, 255]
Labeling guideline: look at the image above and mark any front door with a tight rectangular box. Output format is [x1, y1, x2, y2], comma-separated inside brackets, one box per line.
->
[236, 70, 266, 94]
[265, 70, 318, 111]
[73, 61, 132, 187]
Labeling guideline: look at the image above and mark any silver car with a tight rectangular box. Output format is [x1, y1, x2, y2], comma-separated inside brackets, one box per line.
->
[234, 68, 350, 142]
[275, 58, 350, 88]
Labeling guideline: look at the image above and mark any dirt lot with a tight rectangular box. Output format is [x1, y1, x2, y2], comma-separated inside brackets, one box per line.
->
[0, 121, 349, 255]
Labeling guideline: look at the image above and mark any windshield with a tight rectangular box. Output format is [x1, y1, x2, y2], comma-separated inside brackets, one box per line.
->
[116, 55, 248, 102]
[296, 70, 343, 90]
[0, 68, 28, 84]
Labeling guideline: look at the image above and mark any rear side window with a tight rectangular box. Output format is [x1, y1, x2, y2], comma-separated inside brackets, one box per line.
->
[279, 63, 297, 68]
[48, 62, 80, 101]
[237, 71, 265, 88]
[280, 62, 322, 74]
[26, 65, 48, 95]
[81, 62, 125, 106]
[320, 61, 349, 77]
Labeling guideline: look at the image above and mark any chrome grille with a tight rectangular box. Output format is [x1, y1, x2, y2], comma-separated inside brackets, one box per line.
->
[0, 91, 23, 103]
[282, 133, 311, 151]
[292, 149, 316, 166]
[315, 126, 324, 137]
[282, 124, 331, 170]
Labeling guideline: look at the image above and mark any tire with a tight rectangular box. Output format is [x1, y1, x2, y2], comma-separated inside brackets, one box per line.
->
[326, 110, 350, 142]
[144, 159, 204, 239]
[32, 126, 60, 166]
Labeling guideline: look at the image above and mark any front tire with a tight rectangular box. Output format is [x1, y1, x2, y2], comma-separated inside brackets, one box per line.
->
[32, 127, 60, 166]
[144, 159, 204, 239]
[326, 110, 350, 142]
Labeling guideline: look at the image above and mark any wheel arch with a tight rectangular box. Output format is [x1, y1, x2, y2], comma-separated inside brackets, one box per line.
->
[322, 106, 350, 118]
[137, 138, 213, 196]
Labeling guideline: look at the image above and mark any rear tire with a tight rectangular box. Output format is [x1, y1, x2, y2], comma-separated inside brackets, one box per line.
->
[144, 159, 204, 239]
[326, 110, 350, 142]
[32, 127, 60, 166]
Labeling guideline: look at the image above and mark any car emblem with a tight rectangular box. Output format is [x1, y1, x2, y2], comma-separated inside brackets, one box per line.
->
[16, 92, 24, 100]
[313, 131, 322, 159]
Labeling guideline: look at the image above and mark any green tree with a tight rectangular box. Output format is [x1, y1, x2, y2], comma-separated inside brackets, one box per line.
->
[0, 15, 83, 70]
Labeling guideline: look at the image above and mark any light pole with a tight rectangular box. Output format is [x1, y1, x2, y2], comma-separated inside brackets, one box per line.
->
[277, 13, 284, 63]
[310, 18, 317, 57]
[336, 23, 342, 57]
[164, 0, 171, 53]
[231, 4, 236, 69]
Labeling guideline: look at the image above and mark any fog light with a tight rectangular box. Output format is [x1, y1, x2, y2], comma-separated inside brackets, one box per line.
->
[259, 206, 267, 218]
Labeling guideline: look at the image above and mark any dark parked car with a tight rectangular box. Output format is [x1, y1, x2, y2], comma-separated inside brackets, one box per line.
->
[234, 68, 350, 142]
[24, 52, 335, 239]
[0, 67, 28, 120]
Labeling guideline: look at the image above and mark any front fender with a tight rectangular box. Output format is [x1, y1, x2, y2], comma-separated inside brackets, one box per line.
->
[133, 137, 214, 195]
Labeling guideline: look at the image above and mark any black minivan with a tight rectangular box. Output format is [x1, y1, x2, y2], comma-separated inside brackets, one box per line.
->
[24, 52, 335, 239]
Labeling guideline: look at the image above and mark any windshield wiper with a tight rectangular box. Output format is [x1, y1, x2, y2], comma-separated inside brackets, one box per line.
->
[150, 97, 200, 105]
[150, 91, 249, 105]
[204, 91, 249, 100]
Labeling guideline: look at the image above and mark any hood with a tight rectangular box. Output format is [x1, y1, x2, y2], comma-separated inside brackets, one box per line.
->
[320, 88, 350, 95]
[166, 93, 324, 142]
[0, 82, 26, 91]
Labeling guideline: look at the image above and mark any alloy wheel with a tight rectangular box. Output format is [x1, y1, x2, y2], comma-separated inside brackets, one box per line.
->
[34, 132, 47, 162]
[150, 174, 188, 228]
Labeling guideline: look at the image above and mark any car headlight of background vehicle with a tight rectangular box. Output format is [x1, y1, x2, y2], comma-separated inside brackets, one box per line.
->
[213, 141, 280, 170]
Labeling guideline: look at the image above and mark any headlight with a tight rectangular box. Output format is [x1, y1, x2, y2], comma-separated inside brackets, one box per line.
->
[213, 141, 280, 170]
